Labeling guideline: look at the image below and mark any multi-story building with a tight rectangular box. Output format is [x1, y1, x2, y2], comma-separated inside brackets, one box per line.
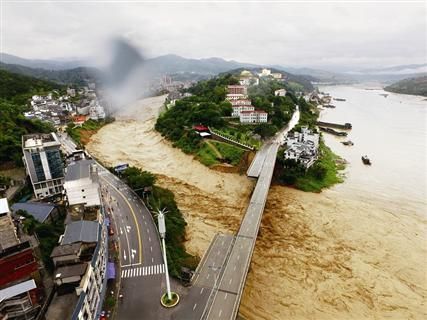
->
[47, 160, 108, 320]
[232, 105, 255, 118]
[230, 99, 252, 107]
[64, 160, 101, 208]
[239, 110, 268, 123]
[22, 133, 64, 199]
[0, 198, 42, 320]
[227, 85, 247, 95]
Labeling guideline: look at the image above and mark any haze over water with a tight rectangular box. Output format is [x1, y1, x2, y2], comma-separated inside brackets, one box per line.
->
[319, 85, 427, 215]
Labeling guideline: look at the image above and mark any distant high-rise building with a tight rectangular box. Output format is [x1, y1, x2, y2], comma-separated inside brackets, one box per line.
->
[22, 133, 64, 199]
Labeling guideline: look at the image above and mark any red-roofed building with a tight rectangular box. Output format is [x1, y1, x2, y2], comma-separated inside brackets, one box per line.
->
[193, 125, 209, 132]
[73, 115, 87, 125]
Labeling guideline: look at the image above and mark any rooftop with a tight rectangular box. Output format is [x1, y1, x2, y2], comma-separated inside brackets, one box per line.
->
[65, 160, 95, 182]
[11, 202, 56, 223]
[0, 198, 9, 215]
[0, 279, 36, 301]
[51, 242, 82, 258]
[55, 263, 88, 280]
[23, 132, 60, 149]
[61, 220, 99, 245]
[0, 214, 19, 250]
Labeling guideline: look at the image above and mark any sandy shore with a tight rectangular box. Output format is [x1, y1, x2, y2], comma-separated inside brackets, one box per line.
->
[87, 96, 427, 320]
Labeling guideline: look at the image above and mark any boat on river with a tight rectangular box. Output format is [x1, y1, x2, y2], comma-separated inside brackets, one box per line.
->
[341, 140, 354, 146]
[362, 155, 371, 165]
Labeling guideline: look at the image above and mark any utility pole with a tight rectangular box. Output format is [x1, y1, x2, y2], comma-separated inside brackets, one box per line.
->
[157, 209, 172, 301]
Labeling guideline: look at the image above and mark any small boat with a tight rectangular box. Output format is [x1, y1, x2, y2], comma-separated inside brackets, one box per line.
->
[341, 140, 354, 146]
[362, 155, 371, 165]
[334, 98, 346, 101]
[379, 93, 389, 98]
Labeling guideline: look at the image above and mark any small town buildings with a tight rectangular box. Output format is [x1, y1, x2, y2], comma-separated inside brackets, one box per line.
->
[239, 110, 268, 123]
[22, 133, 64, 199]
[283, 127, 320, 169]
[274, 89, 287, 97]
[0, 198, 42, 320]
[47, 159, 108, 320]
[193, 125, 211, 138]
[11, 202, 59, 224]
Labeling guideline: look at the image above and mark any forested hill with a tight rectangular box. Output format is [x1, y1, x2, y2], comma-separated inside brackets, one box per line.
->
[0, 62, 100, 87]
[0, 69, 59, 165]
[0, 69, 64, 104]
[384, 75, 427, 97]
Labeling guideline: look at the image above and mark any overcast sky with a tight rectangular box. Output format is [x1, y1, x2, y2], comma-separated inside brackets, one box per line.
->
[1, 0, 426, 70]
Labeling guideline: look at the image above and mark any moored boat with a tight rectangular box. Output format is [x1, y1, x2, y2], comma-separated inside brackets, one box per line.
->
[362, 155, 371, 165]
[341, 140, 354, 146]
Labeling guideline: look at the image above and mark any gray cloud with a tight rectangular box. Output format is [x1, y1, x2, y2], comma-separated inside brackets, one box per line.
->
[2, 1, 426, 70]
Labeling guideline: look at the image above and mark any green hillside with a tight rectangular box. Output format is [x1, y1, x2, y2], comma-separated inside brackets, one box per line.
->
[384, 75, 427, 97]
[0, 69, 60, 165]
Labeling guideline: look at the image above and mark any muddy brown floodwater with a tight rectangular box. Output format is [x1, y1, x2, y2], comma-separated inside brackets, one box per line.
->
[87, 95, 427, 320]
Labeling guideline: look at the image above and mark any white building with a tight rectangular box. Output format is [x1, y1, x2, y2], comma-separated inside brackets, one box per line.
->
[226, 93, 247, 101]
[230, 99, 252, 107]
[283, 127, 320, 169]
[275, 89, 287, 97]
[232, 105, 255, 117]
[88, 101, 106, 121]
[258, 68, 271, 77]
[239, 110, 268, 123]
[63, 160, 101, 208]
[22, 133, 64, 199]
[271, 73, 283, 79]
[67, 88, 76, 97]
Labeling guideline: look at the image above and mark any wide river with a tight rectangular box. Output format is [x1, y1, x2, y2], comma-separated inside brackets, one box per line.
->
[318, 85, 426, 215]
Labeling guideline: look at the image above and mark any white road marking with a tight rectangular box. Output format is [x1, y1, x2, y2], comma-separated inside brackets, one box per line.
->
[207, 273, 210, 279]
[149, 236, 151, 242]
[219, 309, 223, 317]
[123, 251, 127, 261]
[224, 293, 228, 300]
[229, 278, 232, 285]
[200, 288, 204, 295]
[150, 246, 153, 252]
[193, 303, 197, 311]
[151, 257, 154, 263]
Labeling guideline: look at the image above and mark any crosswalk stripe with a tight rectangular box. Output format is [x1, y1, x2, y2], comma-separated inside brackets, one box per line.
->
[161, 264, 165, 273]
[143, 267, 146, 276]
[156, 265, 159, 274]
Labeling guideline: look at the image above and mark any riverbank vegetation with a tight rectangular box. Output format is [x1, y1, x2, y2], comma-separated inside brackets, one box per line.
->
[66, 118, 114, 147]
[119, 166, 198, 278]
[0, 70, 61, 166]
[384, 75, 427, 97]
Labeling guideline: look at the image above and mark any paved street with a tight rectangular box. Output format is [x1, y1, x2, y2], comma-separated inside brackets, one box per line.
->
[99, 171, 165, 320]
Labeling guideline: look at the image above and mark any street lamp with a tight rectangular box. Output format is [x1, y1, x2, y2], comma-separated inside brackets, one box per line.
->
[157, 208, 172, 301]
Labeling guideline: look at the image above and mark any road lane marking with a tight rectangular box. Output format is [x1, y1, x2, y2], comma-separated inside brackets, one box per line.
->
[150, 246, 152, 252]
[219, 310, 222, 317]
[207, 273, 210, 279]
[151, 257, 154, 263]
[101, 176, 143, 264]
[200, 288, 204, 295]
[224, 293, 228, 300]
[149, 236, 151, 242]
[229, 278, 232, 285]
[193, 303, 197, 311]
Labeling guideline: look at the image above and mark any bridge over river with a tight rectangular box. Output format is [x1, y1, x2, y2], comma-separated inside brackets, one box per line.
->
[174, 109, 299, 320]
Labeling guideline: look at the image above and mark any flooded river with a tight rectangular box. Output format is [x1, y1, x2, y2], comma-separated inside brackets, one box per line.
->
[318, 85, 426, 214]
[240, 86, 427, 320]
